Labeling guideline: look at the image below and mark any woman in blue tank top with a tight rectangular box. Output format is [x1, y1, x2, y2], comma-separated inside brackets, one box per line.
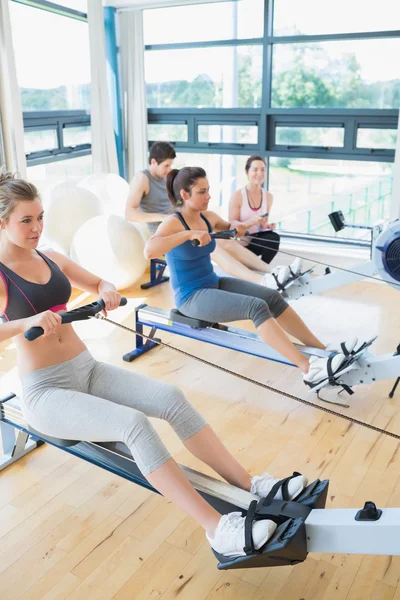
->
[145, 167, 366, 391]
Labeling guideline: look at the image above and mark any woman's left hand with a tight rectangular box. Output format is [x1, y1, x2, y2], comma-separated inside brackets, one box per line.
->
[101, 290, 121, 316]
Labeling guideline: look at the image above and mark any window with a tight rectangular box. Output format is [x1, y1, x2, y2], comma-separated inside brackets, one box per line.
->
[27, 154, 93, 201]
[269, 157, 393, 240]
[198, 125, 258, 145]
[145, 45, 263, 109]
[144, 0, 264, 45]
[24, 129, 58, 154]
[10, 2, 90, 112]
[272, 39, 400, 109]
[63, 125, 91, 147]
[148, 124, 188, 143]
[273, 0, 400, 36]
[176, 153, 249, 214]
[357, 128, 398, 150]
[275, 126, 344, 148]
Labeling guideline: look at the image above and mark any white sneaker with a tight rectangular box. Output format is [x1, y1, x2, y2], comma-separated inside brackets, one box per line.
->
[261, 266, 290, 290]
[289, 258, 303, 277]
[206, 512, 276, 557]
[304, 353, 350, 390]
[325, 337, 359, 356]
[251, 472, 308, 501]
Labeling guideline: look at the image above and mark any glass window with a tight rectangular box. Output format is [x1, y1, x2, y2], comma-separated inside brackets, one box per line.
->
[176, 153, 249, 215]
[63, 125, 91, 147]
[198, 125, 258, 144]
[269, 157, 393, 240]
[9, 3, 90, 111]
[275, 126, 344, 147]
[146, 45, 262, 109]
[27, 154, 92, 203]
[144, 0, 264, 45]
[273, 0, 400, 36]
[357, 128, 398, 150]
[272, 39, 400, 109]
[148, 124, 188, 143]
[24, 129, 58, 154]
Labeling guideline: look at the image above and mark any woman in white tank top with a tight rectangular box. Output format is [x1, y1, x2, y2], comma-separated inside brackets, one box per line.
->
[211, 156, 302, 290]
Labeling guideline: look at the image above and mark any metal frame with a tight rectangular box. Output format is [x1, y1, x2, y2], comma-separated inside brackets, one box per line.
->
[23, 111, 91, 166]
[12, 0, 87, 21]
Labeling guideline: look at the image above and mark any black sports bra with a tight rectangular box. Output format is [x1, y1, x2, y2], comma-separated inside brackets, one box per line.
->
[0, 250, 72, 323]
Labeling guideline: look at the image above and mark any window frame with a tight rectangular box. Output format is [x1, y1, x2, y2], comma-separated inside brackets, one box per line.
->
[11, 0, 90, 166]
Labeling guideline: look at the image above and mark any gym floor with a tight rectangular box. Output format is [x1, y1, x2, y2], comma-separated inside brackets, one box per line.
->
[0, 275, 399, 599]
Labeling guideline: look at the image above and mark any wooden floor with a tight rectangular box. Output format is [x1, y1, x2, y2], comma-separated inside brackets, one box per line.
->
[1, 274, 400, 600]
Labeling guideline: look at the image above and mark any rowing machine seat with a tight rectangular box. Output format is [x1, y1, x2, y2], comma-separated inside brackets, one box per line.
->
[27, 425, 79, 448]
[170, 308, 215, 329]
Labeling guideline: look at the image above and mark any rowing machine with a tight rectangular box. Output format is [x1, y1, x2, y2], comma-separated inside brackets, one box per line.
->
[281, 214, 400, 299]
[2, 394, 400, 570]
[123, 304, 400, 397]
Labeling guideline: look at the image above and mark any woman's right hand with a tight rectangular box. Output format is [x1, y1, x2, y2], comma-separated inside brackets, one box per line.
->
[188, 230, 212, 247]
[22, 311, 62, 337]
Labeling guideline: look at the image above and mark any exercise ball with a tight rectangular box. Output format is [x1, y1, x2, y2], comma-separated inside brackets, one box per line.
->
[79, 173, 129, 217]
[44, 182, 103, 255]
[71, 215, 147, 290]
[134, 221, 152, 243]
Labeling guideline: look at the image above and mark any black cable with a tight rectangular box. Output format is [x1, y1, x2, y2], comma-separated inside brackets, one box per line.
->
[95, 314, 400, 442]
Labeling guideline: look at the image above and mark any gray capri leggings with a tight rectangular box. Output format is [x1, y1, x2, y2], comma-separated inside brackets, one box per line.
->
[21, 350, 207, 476]
[179, 277, 289, 327]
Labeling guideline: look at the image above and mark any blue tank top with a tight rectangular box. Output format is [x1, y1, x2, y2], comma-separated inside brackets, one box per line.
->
[166, 213, 219, 307]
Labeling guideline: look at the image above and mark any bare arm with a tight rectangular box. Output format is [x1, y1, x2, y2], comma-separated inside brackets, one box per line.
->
[228, 190, 242, 222]
[44, 250, 120, 314]
[125, 172, 168, 224]
[144, 216, 211, 259]
[204, 210, 261, 238]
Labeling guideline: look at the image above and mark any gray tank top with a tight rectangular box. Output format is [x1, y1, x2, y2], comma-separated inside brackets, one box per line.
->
[140, 169, 172, 235]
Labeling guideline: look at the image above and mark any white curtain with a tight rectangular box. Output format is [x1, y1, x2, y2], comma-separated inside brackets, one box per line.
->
[87, 0, 120, 175]
[0, 0, 26, 176]
[119, 9, 148, 182]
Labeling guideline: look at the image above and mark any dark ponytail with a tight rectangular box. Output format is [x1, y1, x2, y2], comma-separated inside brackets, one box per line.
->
[166, 167, 207, 207]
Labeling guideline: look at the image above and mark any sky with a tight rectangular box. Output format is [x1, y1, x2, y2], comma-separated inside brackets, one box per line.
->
[8, 0, 400, 89]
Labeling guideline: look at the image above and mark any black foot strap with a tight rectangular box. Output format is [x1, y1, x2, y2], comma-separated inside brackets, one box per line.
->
[243, 500, 282, 556]
[261, 471, 303, 506]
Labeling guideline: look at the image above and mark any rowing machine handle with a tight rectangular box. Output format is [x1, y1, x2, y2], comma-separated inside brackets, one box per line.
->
[24, 297, 128, 342]
[191, 229, 237, 246]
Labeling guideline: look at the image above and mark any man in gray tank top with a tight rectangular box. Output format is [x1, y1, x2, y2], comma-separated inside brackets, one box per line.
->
[125, 141, 176, 235]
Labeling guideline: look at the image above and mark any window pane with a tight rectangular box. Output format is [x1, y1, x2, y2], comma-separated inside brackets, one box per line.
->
[269, 157, 393, 240]
[148, 124, 188, 143]
[357, 128, 398, 150]
[24, 129, 58, 154]
[63, 126, 91, 147]
[275, 126, 344, 147]
[146, 46, 262, 108]
[176, 153, 249, 215]
[198, 125, 258, 144]
[144, 0, 264, 45]
[272, 39, 400, 109]
[274, 0, 400, 36]
[27, 155, 92, 202]
[10, 3, 90, 111]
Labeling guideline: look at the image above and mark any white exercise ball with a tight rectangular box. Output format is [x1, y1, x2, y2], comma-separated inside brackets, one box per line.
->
[44, 182, 104, 255]
[71, 215, 147, 290]
[79, 173, 129, 218]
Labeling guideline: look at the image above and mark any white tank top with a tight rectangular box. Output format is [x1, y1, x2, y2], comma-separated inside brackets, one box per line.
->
[239, 187, 269, 235]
